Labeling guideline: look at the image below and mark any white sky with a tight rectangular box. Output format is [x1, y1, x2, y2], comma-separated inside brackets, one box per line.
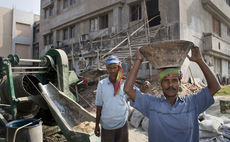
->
[0, 0, 40, 15]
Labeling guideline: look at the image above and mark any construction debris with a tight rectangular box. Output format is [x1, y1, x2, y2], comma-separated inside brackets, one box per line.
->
[43, 125, 67, 142]
[199, 113, 230, 141]
[79, 68, 107, 79]
[141, 117, 149, 131]
[147, 81, 202, 97]
[72, 121, 95, 134]
[130, 109, 145, 128]
[74, 80, 202, 116]
[74, 82, 97, 113]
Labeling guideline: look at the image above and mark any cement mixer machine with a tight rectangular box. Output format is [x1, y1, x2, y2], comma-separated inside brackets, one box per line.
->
[0, 49, 99, 142]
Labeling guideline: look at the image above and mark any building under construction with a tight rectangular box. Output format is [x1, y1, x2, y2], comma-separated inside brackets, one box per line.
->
[39, 0, 230, 83]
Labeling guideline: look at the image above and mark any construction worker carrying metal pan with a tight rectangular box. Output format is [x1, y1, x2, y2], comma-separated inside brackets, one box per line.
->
[124, 46, 221, 142]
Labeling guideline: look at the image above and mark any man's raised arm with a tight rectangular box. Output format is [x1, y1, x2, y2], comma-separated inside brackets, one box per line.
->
[187, 46, 221, 96]
[124, 49, 143, 101]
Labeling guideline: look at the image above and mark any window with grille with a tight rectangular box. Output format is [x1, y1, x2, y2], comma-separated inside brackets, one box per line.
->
[99, 14, 108, 29]
[44, 8, 49, 19]
[63, 0, 69, 9]
[90, 18, 98, 32]
[44, 33, 53, 45]
[226, 0, 230, 6]
[49, 5, 54, 16]
[70, 0, 76, 5]
[63, 28, 68, 40]
[70, 26, 76, 38]
[212, 16, 221, 37]
[130, 2, 142, 21]
[227, 27, 230, 36]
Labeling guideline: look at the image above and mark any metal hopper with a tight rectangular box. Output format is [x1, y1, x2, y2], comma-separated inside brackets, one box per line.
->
[38, 82, 100, 142]
[140, 40, 194, 69]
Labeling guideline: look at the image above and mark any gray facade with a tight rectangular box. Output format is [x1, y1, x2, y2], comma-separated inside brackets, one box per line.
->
[39, 0, 230, 83]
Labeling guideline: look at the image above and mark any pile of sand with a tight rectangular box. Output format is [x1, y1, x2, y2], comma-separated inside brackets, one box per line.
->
[72, 121, 95, 134]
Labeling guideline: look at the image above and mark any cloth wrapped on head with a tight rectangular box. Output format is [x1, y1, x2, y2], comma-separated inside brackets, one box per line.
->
[158, 68, 183, 83]
[106, 55, 123, 96]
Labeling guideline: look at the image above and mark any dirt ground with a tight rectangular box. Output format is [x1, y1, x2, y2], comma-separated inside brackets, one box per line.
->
[128, 123, 148, 142]
[206, 96, 230, 118]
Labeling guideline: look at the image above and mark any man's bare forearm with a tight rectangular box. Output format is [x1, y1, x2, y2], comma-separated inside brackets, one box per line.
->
[96, 106, 102, 126]
[124, 59, 142, 101]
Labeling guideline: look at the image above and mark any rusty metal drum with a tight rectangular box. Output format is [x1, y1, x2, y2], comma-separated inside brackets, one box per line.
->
[0, 75, 40, 117]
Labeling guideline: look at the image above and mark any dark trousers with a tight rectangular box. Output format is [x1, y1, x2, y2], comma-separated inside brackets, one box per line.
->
[101, 122, 128, 142]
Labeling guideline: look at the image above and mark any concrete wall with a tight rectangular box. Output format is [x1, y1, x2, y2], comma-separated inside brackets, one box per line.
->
[34, 22, 40, 44]
[34, 14, 40, 22]
[0, 6, 40, 60]
[15, 43, 31, 59]
[12, 9, 35, 59]
[179, 0, 230, 82]
[202, 0, 230, 27]
[15, 23, 31, 37]
[0, 7, 12, 57]
[203, 33, 230, 56]
[159, 0, 180, 40]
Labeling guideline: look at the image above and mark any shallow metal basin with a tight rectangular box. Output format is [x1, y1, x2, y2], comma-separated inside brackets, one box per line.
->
[140, 40, 194, 69]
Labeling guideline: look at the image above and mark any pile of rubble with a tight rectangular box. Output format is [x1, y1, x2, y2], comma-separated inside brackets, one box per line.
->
[70, 82, 98, 113]
[43, 125, 67, 142]
[77, 80, 202, 111]
[147, 81, 202, 97]
[43, 121, 96, 142]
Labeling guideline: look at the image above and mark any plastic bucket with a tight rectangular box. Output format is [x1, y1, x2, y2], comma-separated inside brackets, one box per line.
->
[6, 118, 43, 142]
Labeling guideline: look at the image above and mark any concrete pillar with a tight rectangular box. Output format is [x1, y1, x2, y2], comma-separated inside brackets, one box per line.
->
[113, 7, 122, 32]
[53, 30, 57, 47]
[54, 0, 58, 16]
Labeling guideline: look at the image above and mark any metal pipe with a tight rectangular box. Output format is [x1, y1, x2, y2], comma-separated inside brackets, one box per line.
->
[12, 67, 47, 70]
[19, 59, 42, 63]
[6, 62, 17, 120]
[0, 104, 11, 107]
[0, 113, 7, 127]
[12, 71, 47, 74]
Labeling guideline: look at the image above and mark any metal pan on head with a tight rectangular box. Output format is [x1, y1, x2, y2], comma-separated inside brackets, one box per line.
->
[140, 40, 194, 69]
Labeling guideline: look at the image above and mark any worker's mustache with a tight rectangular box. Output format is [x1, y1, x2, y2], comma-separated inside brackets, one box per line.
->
[166, 87, 177, 91]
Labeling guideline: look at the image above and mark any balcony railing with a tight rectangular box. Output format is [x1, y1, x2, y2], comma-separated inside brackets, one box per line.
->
[203, 33, 230, 59]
